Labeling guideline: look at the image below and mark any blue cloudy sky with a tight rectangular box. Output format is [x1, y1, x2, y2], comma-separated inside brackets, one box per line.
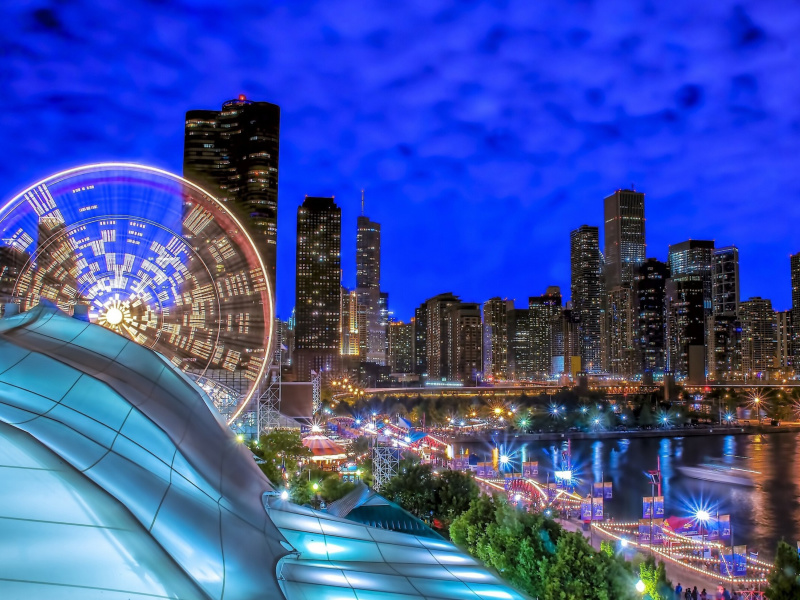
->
[2, 0, 799, 319]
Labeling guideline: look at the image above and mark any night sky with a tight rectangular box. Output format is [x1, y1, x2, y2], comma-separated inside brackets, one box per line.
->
[2, 1, 800, 319]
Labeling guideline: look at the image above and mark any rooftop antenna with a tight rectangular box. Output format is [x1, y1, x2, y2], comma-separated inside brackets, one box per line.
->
[361, 189, 365, 216]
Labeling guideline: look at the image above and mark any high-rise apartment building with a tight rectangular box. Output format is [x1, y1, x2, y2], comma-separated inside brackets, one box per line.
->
[604, 190, 645, 377]
[447, 303, 482, 384]
[791, 253, 800, 365]
[356, 211, 386, 365]
[507, 308, 532, 380]
[712, 246, 740, 315]
[184, 96, 280, 293]
[413, 304, 428, 377]
[294, 197, 341, 380]
[425, 293, 460, 381]
[707, 314, 741, 381]
[739, 297, 777, 379]
[775, 310, 793, 371]
[570, 225, 603, 373]
[388, 321, 414, 374]
[529, 288, 562, 378]
[634, 259, 668, 377]
[482, 298, 512, 381]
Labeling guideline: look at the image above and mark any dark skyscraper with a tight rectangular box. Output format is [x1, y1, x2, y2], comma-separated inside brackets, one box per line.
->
[507, 308, 532, 381]
[603, 189, 646, 290]
[634, 259, 668, 376]
[294, 196, 341, 380]
[184, 96, 281, 295]
[668, 240, 714, 313]
[425, 293, 460, 381]
[413, 304, 428, 377]
[356, 204, 386, 365]
[604, 189, 645, 377]
[447, 302, 482, 384]
[740, 297, 777, 379]
[570, 225, 602, 373]
[713, 246, 740, 316]
[388, 320, 413, 374]
[791, 253, 800, 364]
[666, 275, 706, 382]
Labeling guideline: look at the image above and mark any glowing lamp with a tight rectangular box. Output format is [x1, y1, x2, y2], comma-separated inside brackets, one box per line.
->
[635, 580, 645, 594]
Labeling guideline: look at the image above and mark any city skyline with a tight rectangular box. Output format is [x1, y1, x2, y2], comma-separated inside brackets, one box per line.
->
[2, 2, 800, 320]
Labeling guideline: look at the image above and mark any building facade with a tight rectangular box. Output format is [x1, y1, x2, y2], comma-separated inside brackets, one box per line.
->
[388, 321, 414, 374]
[184, 96, 280, 294]
[356, 213, 386, 365]
[424, 293, 460, 381]
[529, 288, 561, 378]
[447, 302, 482, 384]
[668, 240, 715, 314]
[739, 297, 777, 379]
[634, 258, 668, 377]
[294, 197, 341, 380]
[712, 246, 740, 316]
[604, 189, 645, 377]
[482, 297, 512, 381]
[570, 225, 603, 373]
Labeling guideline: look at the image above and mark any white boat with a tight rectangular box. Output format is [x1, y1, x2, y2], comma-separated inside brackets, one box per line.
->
[677, 462, 757, 486]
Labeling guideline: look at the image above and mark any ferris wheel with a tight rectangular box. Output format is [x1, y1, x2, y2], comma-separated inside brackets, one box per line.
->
[0, 163, 273, 423]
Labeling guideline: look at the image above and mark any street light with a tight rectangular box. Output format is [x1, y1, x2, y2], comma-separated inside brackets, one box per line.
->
[635, 580, 645, 594]
[500, 454, 510, 465]
[696, 509, 710, 557]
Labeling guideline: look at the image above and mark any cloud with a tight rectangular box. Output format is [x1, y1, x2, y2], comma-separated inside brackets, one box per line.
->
[1, 0, 799, 317]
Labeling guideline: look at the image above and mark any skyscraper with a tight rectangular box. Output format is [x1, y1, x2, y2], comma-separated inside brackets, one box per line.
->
[666, 275, 706, 382]
[184, 96, 280, 294]
[413, 303, 428, 377]
[712, 246, 740, 315]
[791, 253, 800, 365]
[388, 321, 414, 374]
[482, 297, 512, 381]
[294, 197, 341, 381]
[604, 189, 646, 290]
[339, 286, 364, 359]
[740, 297, 777, 379]
[604, 189, 645, 377]
[447, 302, 482, 384]
[634, 259, 668, 377]
[529, 287, 561, 378]
[507, 308, 532, 381]
[425, 293, 460, 381]
[570, 225, 603, 373]
[669, 240, 715, 313]
[775, 310, 792, 371]
[356, 205, 386, 365]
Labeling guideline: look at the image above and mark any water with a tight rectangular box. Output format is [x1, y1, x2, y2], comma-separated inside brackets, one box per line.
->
[456, 432, 800, 560]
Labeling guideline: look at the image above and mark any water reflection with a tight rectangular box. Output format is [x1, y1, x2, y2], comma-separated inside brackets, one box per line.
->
[458, 432, 800, 559]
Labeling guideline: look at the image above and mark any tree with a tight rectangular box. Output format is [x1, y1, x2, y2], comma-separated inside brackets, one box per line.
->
[638, 555, 672, 600]
[765, 540, 800, 600]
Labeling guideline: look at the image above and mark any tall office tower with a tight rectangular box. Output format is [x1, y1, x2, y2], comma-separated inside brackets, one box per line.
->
[707, 314, 741, 381]
[355, 210, 386, 365]
[634, 259, 668, 377]
[184, 96, 280, 293]
[447, 302, 482, 384]
[666, 275, 706, 382]
[739, 297, 777, 379]
[413, 303, 428, 377]
[507, 308, 532, 381]
[604, 190, 646, 290]
[570, 225, 603, 373]
[482, 297, 512, 380]
[712, 246, 740, 315]
[529, 288, 562, 378]
[388, 321, 414, 373]
[668, 240, 715, 314]
[339, 287, 364, 359]
[378, 292, 389, 358]
[425, 293, 461, 381]
[775, 310, 793, 371]
[604, 189, 645, 377]
[791, 253, 800, 365]
[294, 197, 341, 381]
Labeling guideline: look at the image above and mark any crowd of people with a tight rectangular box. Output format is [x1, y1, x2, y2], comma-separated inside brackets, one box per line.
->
[674, 582, 747, 600]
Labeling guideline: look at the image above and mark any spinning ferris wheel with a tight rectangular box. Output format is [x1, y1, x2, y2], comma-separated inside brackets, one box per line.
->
[0, 163, 274, 423]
